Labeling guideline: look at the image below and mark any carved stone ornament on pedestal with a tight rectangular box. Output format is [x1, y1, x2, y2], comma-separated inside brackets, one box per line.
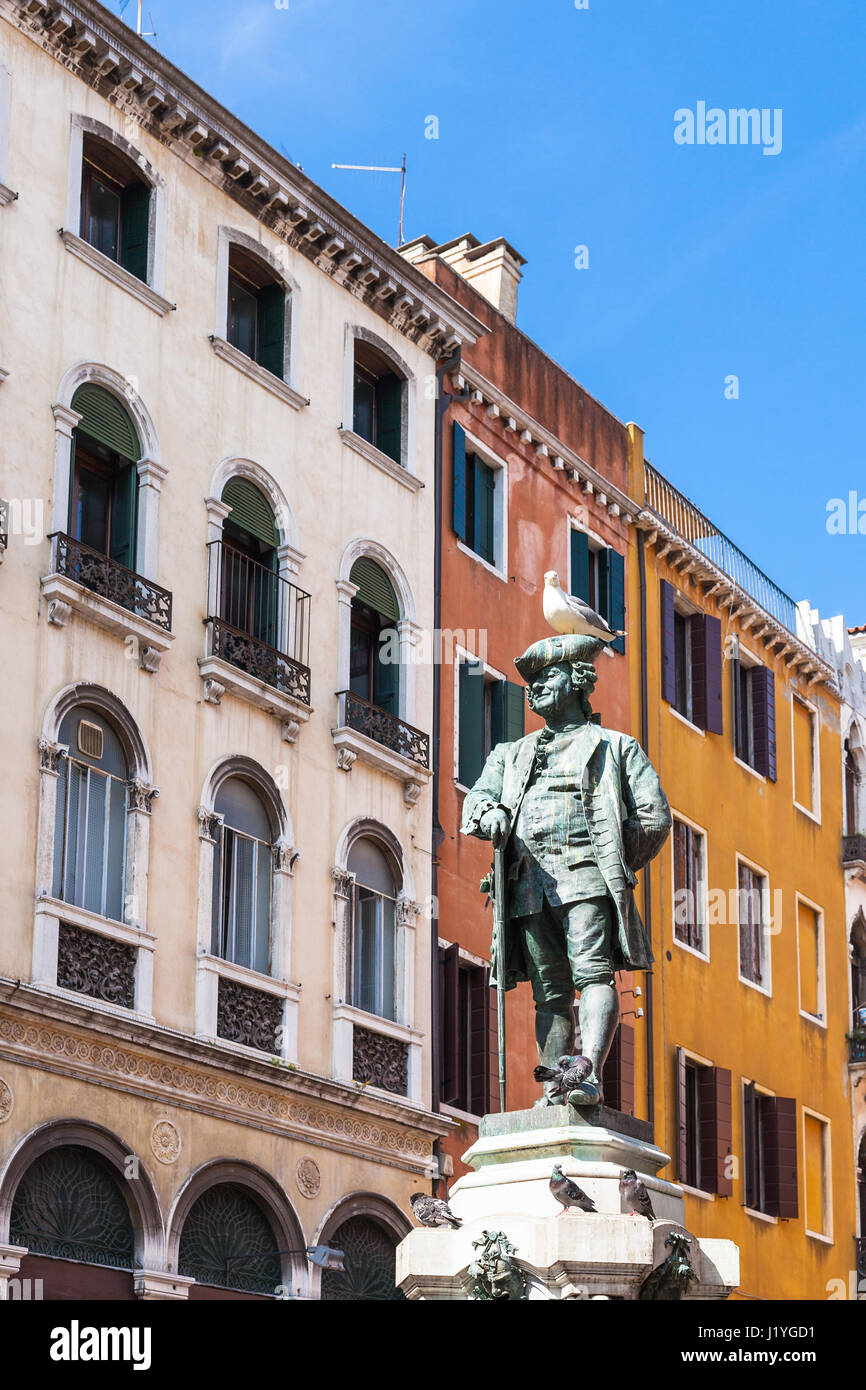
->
[465, 1230, 527, 1301]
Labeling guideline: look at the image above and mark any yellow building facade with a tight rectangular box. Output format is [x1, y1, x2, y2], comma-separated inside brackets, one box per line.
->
[626, 427, 857, 1300]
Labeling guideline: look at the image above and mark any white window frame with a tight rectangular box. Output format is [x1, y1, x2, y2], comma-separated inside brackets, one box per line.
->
[741, 1077, 779, 1224]
[801, 1106, 833, 1243]
[791, 692, 821, 823]
[735, 853, 773, 997]
[453, 644, 510, 792]
[795, 890, 826, 1027]
[331, 822, 424, 1106]
[212, 226, 305, 408]
[341, 325, 418, 489]
[194, 758, 300, 1062]
[454, 427, 507, 580]
[63, 114, 170, 313]
[32, 685, 158, 1020]
[670, 809, 709, 962]
[0, 55, 14, 204]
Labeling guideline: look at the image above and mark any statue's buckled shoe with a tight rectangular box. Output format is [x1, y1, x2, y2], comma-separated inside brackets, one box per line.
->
[567, 1081, 601, 1107]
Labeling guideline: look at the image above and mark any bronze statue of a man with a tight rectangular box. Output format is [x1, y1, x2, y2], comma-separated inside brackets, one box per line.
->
[461, 634, 671, 1107]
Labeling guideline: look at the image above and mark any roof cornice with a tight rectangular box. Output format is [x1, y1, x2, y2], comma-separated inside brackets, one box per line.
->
[456, 361, 639, 524]
[2, 0, 485, 354]
[636, 508, 838, 694]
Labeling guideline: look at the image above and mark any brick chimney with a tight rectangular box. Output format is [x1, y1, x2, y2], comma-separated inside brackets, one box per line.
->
[400, 233, 526, 322]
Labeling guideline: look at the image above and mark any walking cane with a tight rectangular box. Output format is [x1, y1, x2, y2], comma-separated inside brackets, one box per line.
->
[493, 838, 507, 1114]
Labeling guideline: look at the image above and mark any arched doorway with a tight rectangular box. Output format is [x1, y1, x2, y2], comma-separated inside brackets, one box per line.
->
[320, 1214, 405, 1301]
[10, 1145, 136, 1300]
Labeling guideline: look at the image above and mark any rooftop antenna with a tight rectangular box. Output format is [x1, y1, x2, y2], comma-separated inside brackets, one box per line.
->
[119, 0, 156, 39]
[331, 154, 406, 246]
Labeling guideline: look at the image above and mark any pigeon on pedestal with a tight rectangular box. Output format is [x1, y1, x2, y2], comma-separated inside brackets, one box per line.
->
[542, 570, 625, 645]
[619, 1168, 656, 1221]
[410, 1192, 462, 1229]
[550, 1164, 597, 1216]
[534, 1054, 593, 1104]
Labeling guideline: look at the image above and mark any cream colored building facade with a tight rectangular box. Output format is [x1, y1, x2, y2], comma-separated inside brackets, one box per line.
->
[0, 0, 481, 1300]
[805, 608, 866, 1298]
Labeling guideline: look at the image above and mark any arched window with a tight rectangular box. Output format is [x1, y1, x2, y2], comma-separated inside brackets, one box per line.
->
[68, 383, 140, 571]
[352, 340, 406, 466]
[178, 1184, 282, 1297]
[10, 1146, 135, 1271]
[320, 1216, 404, 1301]
[204, 476, 311, 703]
[227, 244, 288, 380]
[845, 738, 860, 836]
[52, 706, 129, 922]
[348, 837, 399, 1020]
[212, 777, 274, 975]
[349, 557, 400, 715]
[79, 134, 151, 283]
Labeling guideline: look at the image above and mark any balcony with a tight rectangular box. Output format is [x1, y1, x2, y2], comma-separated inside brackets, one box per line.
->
[843, 834, 866, 871]
[332, 690, 432, 806]
[199, 541, 313, 737]
[41, 532, 174, 671]
[849, 1030, 866, 1065]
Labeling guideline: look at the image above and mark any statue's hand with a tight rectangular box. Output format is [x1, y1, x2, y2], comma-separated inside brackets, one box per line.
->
[480, 808, 510, 846]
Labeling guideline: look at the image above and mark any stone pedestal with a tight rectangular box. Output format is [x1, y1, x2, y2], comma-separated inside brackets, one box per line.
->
[397, 1106, 739, 1300]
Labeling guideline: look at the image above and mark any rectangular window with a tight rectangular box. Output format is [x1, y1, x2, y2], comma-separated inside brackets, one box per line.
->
[570, 528, 626, 654]
[80, 138, 151, 283]
[672, 817, 706, 954]
[803, 1111, 830, 1238]
[452, 424, 502, 568]
[744, 1083, 798, 1218]
[351, 884, 396, 1021]
[797, 898, 823, 1020]
[227, 247, 287, 379]
[738, 860, 769, 988]
[793, 696, 818, 814]
[601, 1021, 635, 1115]
[458, 659, 524, 788]
[439, 944, 498, 1114]
[675, 1049, 733, 1195]
[660, 581, 723, 732]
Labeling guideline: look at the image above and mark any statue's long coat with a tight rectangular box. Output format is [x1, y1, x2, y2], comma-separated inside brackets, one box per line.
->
[461, 725, 672, 988]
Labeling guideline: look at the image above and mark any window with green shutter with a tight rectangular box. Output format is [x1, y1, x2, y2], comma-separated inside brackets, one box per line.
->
[458, 661, 486, 787]
[349, 558, 401, 713]
[460, 446, 497, 566]
[80, 136, 151, 283]
[227, 245, 288, 380]
[69, 386, 141, 570]
[352, 340, 406, 466]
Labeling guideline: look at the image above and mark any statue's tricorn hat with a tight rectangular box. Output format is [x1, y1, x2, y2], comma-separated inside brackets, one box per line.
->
[514, 634, 605, 683]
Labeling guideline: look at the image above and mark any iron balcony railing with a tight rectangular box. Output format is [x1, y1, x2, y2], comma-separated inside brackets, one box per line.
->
[49, 532, 172, 631]
[337, 689, 430, 768]
[856, 1238, 866, 1283]
[205, 540, 312, 706]
[0, 499, 7, 552]
[843, 834, 866, 867]
[644, 464, 800, 636]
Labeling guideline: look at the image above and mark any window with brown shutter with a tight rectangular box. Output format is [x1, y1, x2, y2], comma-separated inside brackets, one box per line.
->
[738, 860, 768, 986]
[700, 1067, 733, 1196]
[675, 1052, 731, 1194]
[602, 1022, 635, 1115]
[691, 614, 723, 734]
[661, 584, 722, 734]
[660, 580, 677, 706]
[743, 1083, 798, 1218]
[438, 948, 497, 1116]
[673, 818, 706, 953]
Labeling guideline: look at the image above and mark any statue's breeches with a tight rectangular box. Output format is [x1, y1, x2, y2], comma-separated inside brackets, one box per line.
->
[521, 896, 616, 1008]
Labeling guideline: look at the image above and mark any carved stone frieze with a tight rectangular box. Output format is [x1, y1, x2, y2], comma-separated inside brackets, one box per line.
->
[56, 922, 136, 1009]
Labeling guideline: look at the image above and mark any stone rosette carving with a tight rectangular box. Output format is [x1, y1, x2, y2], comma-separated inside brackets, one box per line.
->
[295, 1156, 321, 1198]
[352, 1025, 408, 1096]
[0, 1077, 13, 1123]
[150, 1119, 182, 1164]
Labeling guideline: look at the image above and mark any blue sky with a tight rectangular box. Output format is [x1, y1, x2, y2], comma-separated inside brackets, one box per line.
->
[134, 0, 863, 624]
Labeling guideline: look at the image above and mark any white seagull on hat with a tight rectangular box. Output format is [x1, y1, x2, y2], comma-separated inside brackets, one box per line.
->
[542, 570, 625, 645]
